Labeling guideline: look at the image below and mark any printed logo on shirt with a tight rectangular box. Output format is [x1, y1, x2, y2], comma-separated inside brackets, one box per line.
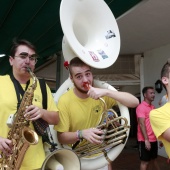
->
[34, 94, 41, 103]
[92, 105, 102, 114]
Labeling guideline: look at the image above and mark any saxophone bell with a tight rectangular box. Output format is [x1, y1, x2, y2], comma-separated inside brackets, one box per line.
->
[22, 127, 39, 145]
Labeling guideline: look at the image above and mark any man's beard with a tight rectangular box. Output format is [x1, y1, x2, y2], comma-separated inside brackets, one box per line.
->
[74, 83, 88, 94]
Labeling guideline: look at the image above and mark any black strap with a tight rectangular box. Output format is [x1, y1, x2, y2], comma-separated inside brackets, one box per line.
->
[32, 78, 48, 136]
[39, 78, 47, 109]
[38, 78, 57, 151]
[72, 140, 80, 150]
[10, 74, 30, 110]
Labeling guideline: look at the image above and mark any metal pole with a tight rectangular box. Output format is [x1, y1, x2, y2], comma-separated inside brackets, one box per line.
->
[56, 53, 61, 91]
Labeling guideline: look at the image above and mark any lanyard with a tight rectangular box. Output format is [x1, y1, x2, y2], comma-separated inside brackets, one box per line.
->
[10, 74, 30, 110]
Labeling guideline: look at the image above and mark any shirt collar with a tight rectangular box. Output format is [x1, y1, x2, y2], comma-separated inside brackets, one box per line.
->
[142, 100, 152, 107]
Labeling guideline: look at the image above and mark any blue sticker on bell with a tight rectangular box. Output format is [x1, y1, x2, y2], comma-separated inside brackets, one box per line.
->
[97, 50, 108, 59]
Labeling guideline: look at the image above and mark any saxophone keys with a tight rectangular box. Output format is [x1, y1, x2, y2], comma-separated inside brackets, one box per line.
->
[13, 134, 19, 140]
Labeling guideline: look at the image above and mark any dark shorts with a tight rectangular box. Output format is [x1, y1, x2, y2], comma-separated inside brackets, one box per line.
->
[138, 141, 158, 161]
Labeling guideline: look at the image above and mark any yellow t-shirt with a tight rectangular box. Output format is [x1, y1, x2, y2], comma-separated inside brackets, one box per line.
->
[54, 88, 116, 133]
[0, 75, 58, 170]
[150, 102, 170, 158]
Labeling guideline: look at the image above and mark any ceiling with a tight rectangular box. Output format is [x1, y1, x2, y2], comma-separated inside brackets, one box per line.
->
[0, 0, 142, 75]
[117, 0, 170, 54]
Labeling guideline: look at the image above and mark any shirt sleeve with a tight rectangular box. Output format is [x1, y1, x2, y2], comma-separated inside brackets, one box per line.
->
[136, 105, 145, 118]
[54, 95, 70, 132]
[150, 107, 170, 138]
[103, 96, 117, 108]
[46, 84, 59, 112]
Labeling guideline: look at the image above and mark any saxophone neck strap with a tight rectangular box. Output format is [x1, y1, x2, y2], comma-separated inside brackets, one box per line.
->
[10, 73, 30, 110]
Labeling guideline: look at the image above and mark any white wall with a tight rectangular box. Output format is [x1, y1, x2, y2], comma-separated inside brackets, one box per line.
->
[143, 43, 170, 158]
[121, 85, 140, 97]
[143, 43, 170, 108]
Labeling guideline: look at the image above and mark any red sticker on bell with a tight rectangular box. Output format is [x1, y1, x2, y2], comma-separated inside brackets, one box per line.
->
[88, 51, 100, 62]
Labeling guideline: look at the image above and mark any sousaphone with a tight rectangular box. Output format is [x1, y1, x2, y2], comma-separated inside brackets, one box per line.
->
[43, 0, 130, 169]
[52, 78, 130, 170]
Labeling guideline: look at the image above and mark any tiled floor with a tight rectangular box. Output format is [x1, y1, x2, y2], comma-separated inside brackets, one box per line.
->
[111, 137, 170, 170]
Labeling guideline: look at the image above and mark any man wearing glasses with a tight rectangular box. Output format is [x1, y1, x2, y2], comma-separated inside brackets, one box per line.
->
[0, 39, 59, 170]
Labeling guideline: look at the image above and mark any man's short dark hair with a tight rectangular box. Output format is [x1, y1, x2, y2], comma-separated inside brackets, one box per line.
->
[69, 57, 91, 76]
[161, 58, 170, 78]
[142, 86, 154, 97]
[10, 38, 37, 57]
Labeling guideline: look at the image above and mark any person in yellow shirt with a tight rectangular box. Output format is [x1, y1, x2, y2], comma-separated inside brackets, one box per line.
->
[0, 39, 59, 170]
[150, 58, 170, 160]
[54, 57, 139, 170]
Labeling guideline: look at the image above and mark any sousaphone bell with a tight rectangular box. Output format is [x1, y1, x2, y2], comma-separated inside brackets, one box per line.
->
[60, 0, 121, 68]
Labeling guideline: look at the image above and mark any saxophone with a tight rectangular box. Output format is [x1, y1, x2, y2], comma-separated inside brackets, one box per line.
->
[0, 67, 39, 170]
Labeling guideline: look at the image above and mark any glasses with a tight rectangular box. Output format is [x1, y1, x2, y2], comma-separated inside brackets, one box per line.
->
[14, 52, 39, 63]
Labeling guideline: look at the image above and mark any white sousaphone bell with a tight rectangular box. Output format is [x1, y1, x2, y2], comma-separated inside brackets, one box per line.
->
[61, 0, 120, 68]
[42, 0, 130, 170]
[41, 147, 81, 170]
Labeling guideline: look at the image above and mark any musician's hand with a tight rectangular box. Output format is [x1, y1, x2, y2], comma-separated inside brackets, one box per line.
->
[24, 105, 44, 120]
[82, 128, 104, 144]
[0, 137, 13, 155]
[145, 139, 151, 150]
[87, 86, 106, 99]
